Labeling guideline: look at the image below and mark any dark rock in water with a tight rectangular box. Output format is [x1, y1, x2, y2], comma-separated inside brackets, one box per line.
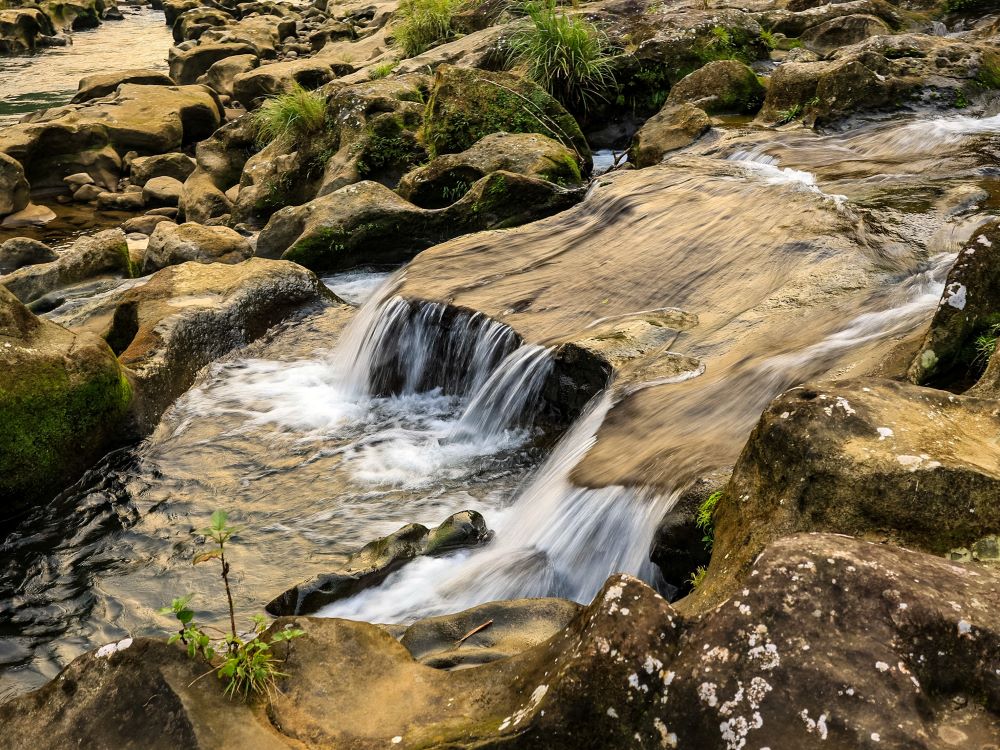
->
[0, 236, 57, 274]
[0, 7, 52, 54]
[1, 228, 131, 304]
[9, 534, 999, 747]
[691, 378, 1000, 609]
[397, 132, 583, 210]
[0, 286, 130, 518]
[909, 219, 1000, 388]
[141, 221, 252, 273]
[266, 510, 493, 615]
[399, 598, 582, 669]
[71, 69, 177, 104]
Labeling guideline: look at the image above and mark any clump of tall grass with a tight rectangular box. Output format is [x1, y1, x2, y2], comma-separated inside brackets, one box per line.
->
[507, 0, 616, 113]
[394, 0, 461, 58]
[250, 84, 327, 147]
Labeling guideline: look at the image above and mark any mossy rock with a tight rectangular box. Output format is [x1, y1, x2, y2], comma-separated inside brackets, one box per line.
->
[0, 286, 131, 517]
[666, 60, 766, 115]
[422, 65, 590, 164]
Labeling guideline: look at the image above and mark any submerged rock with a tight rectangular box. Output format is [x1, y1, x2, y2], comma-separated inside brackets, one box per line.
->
[266, 510, 493, 615]
[0, 286, 130, 518]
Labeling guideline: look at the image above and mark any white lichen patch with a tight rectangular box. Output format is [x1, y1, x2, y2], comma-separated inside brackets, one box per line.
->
[944, 282, 967, 310]
[876, 427, 894, 440]
[653, 717, 678, 748]
[698, 681, 719, 707]
[95, 637, 133, 659]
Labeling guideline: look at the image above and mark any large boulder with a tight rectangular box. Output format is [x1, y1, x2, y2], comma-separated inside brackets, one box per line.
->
[665, 59, 765, 115]
[0, 7, 51, 54]
[422, 65, 590, 163]
[141, 221, 252, 274]
[180, 118, 255, 223]
[1, 229, 132, 304]
[71, 69, 176, 104]
[692, 377, 1000, 608]
[7, 535, 1000, 748]
[168, 42, 257, 85]
[397, 132, 582, 209]
[199, 52, 258, 98]
[0, 286, 130, 518]
[0, 153, 29, 218]
[266, 510, 492, 615]
[628, 102, 711, 168]
[129, 152, 197, 186]
[231, 58, 339, 108]
[799, 13, 893, 55]
[256, 174, 583, 272]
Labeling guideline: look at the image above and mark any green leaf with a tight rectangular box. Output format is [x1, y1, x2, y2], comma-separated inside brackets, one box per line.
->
[177, 609, 194, 625]
[210, 510, 228, 531]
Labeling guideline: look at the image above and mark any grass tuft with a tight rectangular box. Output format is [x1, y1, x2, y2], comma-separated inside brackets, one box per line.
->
[250, 85, 327, 147]
[507, 0, 616, 113]
[395, 0, 462, 58]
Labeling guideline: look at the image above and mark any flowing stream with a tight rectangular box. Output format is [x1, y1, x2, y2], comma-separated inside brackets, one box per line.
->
[0, 111, 998, 697]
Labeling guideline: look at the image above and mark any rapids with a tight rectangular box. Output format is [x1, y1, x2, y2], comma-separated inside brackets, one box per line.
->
[1, 110, 998, 698]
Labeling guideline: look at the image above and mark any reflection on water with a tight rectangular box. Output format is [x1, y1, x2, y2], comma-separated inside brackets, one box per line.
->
[0, 7, 172, 129]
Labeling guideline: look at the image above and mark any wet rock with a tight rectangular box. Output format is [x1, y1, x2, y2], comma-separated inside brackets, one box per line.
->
[71, 68, 176, 103]
[130, 152, 197, 187]
[1, 228, 131, 304]
[141, 221, 252, 274]
[141, 175, 185, 208]
[266, 510, 493, 615]
[398, 132, 582, 209]
[97, 191, 146, 212]
[399, 598, 582, 669]
[0, 153, 29, 218]
[1, 202, 56, 228]
[909, 219, 1000, 388]
[628, 103, 711, 168]
[665, 60, 765, 115]
[0, 237, 58, 274]
[72, 183, 103, 202]
[172, 7, 233, 43]
[168, 41, 258, 85]
[423, 64, 590, 163]
[121, 214, 177, 236]
[0, 8, 51, 54]
[693, 378, 1000, 608]
[0, 286, 130, 517]
[257, 173, 582, 272]
[63, 172, 94, 189]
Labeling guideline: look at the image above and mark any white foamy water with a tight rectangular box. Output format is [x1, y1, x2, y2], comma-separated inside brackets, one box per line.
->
[322, 268, 395, 306]
[728, 150, 848, 205]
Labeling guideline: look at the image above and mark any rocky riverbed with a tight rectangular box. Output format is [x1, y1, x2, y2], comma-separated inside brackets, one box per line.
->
[1, 0, 999, 746]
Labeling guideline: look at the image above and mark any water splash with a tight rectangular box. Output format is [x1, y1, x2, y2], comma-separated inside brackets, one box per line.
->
[727, 150, 848, 205]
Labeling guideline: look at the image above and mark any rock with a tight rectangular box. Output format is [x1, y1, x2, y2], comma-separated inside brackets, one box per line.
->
[97, 191, 146, 212]
[129, 152, 197, 186]
[7, 534, 1000, 747]
[0, 153, 29, 218]
[0, 237, 58, 275]
[63, 172, 94, 189]
[0, 8, 51, 54]
[397, 132, 582, 209]
[799, 13, 894, 55]
[665, 60, 766, 115]
[256, 174, 583, 272]
[200, 52, 259, 97]
[231, 58, 338, 108]
[266, 510, 493, 615]
[168, 42, 258, 85]
[141, 221, 252, 274]
[693, 378, 1000, 608]
[172, 7, 232, 43]
[121, 215, 177, 235]
[628, 103, 711, 168]
[0, 286, 130, 517]
[423, 65, 591, 163]
[908, 220, 1000, 387]
[1, 229, 132, 304]
[141, 175, 185, 208]
[1, 203, 55, 228]
[180, 118, 255, 223]
[399, 598, 582, 669]
[71, 69, 177, 103]
[72, 183, 103, 202]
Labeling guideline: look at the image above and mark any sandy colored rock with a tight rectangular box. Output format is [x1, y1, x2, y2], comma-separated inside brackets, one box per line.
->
[141, 221, 252, 274]
[629, 103, 711, 167]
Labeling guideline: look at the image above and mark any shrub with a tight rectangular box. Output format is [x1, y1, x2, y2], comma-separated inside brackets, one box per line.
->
[688, 565, 708, 589]
[369, 60, 397, 79]
[250, 85, 327, 147]
[696, 490, 721, 549]
[395, 0, 461, 58]
[508, 0, 616, 113]
[161, 511, 303, 700]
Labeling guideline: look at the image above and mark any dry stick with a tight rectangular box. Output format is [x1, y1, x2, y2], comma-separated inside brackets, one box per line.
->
[455, 619, 494, 647]
[220, 544, 238, 648]
[188, 665, 220, 689]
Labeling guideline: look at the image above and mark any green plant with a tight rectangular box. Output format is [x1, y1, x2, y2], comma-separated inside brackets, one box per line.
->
[395, 0, 461, 58]
[696, 490, 721, 549]
[978, 59, 1000, 90]
[369, 60, 397, 79]
[250, 85, 327, 147]
[759, 29, 777, 50]
[688, 565, 708, 589]
[161, 511, 304, 700]
[955, 90, 969, 108]
[441, 179, 472, 203]
[776, 102, 803, 124]
[944, 0, 990, 10]
[507, 0, 616, 113]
